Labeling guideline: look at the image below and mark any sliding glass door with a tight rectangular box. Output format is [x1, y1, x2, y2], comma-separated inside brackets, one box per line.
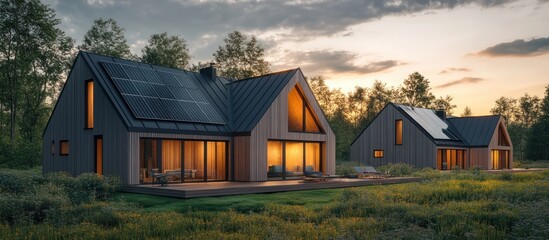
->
[267, 140, 323, 180]
[139, 138, 227, 184]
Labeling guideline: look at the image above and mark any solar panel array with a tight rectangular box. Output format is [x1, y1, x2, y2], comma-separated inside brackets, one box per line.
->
[100, 61, 225, 124]
[398, 105, 460, 140]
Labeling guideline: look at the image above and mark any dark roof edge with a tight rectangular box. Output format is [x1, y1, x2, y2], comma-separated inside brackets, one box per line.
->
[229, 68, 299, 83]
[128, 127, 236, 136]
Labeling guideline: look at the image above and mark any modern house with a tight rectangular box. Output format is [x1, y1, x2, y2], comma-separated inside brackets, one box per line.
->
[351, 103, 513, 170]
[42, 51, 335, 185]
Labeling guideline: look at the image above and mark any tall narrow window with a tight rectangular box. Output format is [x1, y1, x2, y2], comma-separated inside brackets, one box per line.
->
[95, 136, 103, 176]
[60, 140, 69, 156]
[85, 80, 94, 128]
[288, 85, 322, 133]
[395, 119, 403, 145]
[51, 141, 55, 156]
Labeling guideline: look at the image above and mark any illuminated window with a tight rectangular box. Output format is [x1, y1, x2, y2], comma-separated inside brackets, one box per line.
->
[288, 85, 322, 133]
[395, 119, 403, 145]
[60, 140, 69, 156]
[85, 80, 94, 128]
[374, 150, 384, 158]
[498, 125, 510, 146]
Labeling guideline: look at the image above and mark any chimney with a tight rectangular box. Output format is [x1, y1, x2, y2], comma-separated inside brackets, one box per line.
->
[435, 109, 446, 120]
[200, 62, 216, 80]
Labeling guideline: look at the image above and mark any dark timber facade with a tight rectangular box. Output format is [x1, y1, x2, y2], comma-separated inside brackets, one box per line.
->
[350, 103, 513, 170]
[42, 51, 335, 185]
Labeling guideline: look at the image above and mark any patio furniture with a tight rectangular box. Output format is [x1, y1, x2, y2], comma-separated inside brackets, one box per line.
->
[151, 168, 168, 186]
[353, 166, 384, 179]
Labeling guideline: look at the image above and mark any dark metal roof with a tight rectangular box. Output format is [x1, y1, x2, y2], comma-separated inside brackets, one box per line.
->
[392, 103, 501, 147]
[447, 116, 501, 147]
[81, 51, 298, 135]
[230, 69, 298, 133]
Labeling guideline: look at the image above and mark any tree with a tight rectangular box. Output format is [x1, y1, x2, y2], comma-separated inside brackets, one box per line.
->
[142, 32, 190, 69]
[78, 18, 133, 59]
[515, 93, 541, 127]
[490, 97, 518, 124]
[213, 31, 270, 79]
[461, 106, 472, 117]
[400, 72, 435, 108]
[526, 85, 549, 160]
[347, 86, 369, 128]
[0, 0, 74, 167]
[433, 95, 457, 115]
[366, 80, 391, 121]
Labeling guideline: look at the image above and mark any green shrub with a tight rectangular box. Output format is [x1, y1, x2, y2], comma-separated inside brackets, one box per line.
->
[498, 171, 513, 181]
[378, 163, 416, 176]
[0, 169, 43, 194]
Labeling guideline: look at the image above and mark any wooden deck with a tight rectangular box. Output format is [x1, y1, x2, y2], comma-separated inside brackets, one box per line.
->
[121, 177, 421, 198]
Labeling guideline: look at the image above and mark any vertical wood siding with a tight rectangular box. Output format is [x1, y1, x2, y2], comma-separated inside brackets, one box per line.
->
[486, 118, 513, 169]
[350, 104, 437, 168]
[42, 56, 130, 182]
[238, 73, 336, 181]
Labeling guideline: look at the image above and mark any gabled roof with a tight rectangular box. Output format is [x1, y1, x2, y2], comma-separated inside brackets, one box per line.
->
[72, 51, 300, 135]
[352, 102, 503, 148]
[230, 69, 298, 133]
[447, 115, 501, 147]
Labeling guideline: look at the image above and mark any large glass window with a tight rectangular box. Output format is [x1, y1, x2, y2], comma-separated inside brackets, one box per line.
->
[85, 80, 94, 129]
[184, 141, 204, 182]
[206, 141, 226, 181]
[162, 140, 182, 183]
[267, 141, 284, 178]
[492, 150, 510, 169]
[288, 86, 322, 133]
[285, 142, 304, 177]
[437, 149, 465, 170]
[267, 140, 322, 179]
[498, 125, 510, 146]
[139, 139, 157, 183]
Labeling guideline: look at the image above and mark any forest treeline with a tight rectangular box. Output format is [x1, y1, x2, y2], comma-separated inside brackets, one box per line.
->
[1, 0, 548, 168]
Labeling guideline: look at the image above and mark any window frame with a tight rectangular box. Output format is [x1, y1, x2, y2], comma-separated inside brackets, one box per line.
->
[59, 140, 69, 156]
[395, 119, 403, 145]
[288, 85, 324, 134]
[85, 79, 94, 129]
[373, 149, 384, 158]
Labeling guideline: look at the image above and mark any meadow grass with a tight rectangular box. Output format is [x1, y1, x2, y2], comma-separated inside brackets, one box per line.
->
[2, 168, 549, 239]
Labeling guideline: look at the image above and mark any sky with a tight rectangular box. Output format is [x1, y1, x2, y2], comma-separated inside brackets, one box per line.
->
[44, 0, 549, 115]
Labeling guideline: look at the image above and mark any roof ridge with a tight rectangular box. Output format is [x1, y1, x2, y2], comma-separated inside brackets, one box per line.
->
[231, 68, 299, 83]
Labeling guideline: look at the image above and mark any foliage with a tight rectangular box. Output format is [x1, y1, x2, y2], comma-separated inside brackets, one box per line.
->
[461, 106, 472, 117]
[213, 31, 270, 79]
[377, 163, 416, 176]
[0, 169, 120, 226]
[491, 96, 519, 124]
[78, 18, 134, 59]
[0, 0, 74, 168]
[526, 85, 549, 160]
[400, 72, 435, 108]
[141, 32, 190, 69]
[3, 169, 549, 239]
[432, 95, 456, 115]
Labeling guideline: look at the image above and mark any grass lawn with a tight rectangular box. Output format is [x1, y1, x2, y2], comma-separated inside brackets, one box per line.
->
[2, 168, 549, 239]
[117, 188, 341, 212]
[519, 160, 549, 168]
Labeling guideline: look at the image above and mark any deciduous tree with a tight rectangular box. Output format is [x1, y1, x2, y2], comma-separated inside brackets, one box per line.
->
[79, 18, 133, 59]
[213, 31, 270, 79]
[400, 72, 435, 108]
[142, 32, 190, 69]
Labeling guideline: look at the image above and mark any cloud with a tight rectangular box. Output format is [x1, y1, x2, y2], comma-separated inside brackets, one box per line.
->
[477, 37, 549, 57]
[436, 77, 484, 88]
[43, 0, 522, 60]
[439, 67, 471, 74]
[272, 50, 404, 75]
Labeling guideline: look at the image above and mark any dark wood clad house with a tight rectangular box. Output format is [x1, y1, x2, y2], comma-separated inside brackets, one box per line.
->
[350, 103, 512, 170]
[42, 51, 335, 184]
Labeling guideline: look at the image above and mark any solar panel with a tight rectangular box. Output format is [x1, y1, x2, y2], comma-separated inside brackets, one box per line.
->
[100, 61, 225, 124]
[398, 105, 460, 140]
